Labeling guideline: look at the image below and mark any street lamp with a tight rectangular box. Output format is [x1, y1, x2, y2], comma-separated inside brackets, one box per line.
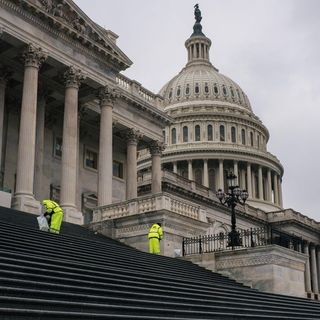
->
[216, 172, 248, 248]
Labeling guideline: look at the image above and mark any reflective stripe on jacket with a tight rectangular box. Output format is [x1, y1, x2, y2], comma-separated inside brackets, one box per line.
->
[148, 223, 163, 240]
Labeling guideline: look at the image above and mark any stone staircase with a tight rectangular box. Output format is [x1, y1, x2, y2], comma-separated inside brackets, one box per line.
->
[0, 206, 319, 319]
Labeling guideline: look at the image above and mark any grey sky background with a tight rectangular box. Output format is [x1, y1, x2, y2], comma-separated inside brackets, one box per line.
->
[74, 0, 320, 221]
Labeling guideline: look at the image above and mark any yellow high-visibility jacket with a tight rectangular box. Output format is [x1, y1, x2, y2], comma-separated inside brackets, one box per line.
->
[42, 200, 63, 234]
[148, 223, 163, 240]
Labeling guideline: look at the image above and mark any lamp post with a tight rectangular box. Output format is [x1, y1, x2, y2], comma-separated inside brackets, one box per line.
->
[216, 172, 248, 249]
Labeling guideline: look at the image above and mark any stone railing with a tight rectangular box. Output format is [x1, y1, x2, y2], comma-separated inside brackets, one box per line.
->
[93, 193, 204, 222]
[116, 73, 163, 107]
[267, 209, 319, 229]
[137, 169, 214, 199]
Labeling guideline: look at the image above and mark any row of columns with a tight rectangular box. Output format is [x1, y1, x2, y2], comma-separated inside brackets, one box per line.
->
[8, 43, 164, 223]
[303, 242, 320, 296]
[170, 159, 283, 206]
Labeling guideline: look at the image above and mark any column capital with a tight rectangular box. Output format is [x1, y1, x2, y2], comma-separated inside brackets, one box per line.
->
[148, 140, 165, 156]
[22, 43, 47, 68]
[97, 85, 119, 107]
[125, 128, 143, 145]
[64, 66, 85, 89]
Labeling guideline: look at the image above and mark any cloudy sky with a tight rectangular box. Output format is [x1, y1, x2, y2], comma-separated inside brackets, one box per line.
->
[74, 0, 320, 221]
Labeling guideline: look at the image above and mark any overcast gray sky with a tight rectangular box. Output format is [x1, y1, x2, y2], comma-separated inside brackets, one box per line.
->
[74, 0, 320, 221]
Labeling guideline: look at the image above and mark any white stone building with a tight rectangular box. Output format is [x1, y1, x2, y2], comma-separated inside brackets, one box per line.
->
[0, 0, 319, 300]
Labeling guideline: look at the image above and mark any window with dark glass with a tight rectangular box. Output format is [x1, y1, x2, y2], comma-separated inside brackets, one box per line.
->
[230, 87, 234, 97]
[85, 149, 98, 170]
[220, 125, 225, 142]
[183, 126, 188, 142]
[195, 125, 201, 141]
[113, 161, 123, 179]
[231, 126, 236, 143]
[204, 83, 209, 93]
[257, 134, 260, 149]
[186, 84, 190, 95]
[195, 83, 199, 94]
[241, 129, 246, 145]
[207, 124, 213, 141]
[53, 136, 62, 158]
[214, 84, 218, 94]
[250, 132, 254, 146]
[162, 130, 166, 143]
[177, 86, 181, 97]
[222, 86, 227, 96]
[237, 89, 242, 103]
[171, 128, 176, 144]
[169, 88, 173, 99]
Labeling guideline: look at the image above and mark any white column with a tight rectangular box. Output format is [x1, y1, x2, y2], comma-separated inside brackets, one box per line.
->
[173, 161, 178, 174]
[273, 173, 279, 205]
[267, 169, 272, 201]
[218, 159, 224, 190]
[188, 160, 193, 180]
[97, 86, 117, 206]
[304, 242, 312, 293]
[278, 176, 283, 207]
[0, 72, 8, 188]
[258, 166, 263, 200]
[149, 141, 164, 194]
[246, 163, 252, 198]
[60, 66, 84, 224]
[12, 44, 47, 214]
[310, 244, 319, 293]
[233, 161, 239, 185]
[126, 128, 141, 200]
[34, 91, 46, 200]
[203, 159, 209, 187]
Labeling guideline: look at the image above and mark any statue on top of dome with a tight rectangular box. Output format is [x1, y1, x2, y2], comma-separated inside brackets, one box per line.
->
[194, 4, 202, 23]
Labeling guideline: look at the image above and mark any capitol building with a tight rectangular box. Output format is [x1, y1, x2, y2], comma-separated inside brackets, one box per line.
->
[0, 0, 319, 300]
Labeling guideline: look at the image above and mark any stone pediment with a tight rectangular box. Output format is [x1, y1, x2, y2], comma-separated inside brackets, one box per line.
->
[6, 0, 132, 71]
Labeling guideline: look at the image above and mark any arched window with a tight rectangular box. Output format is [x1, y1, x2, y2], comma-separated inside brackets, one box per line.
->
[171, 128, 176, 144]
[257, 134, 260, 149]
[195, 125, 201, 141]
[231, 126, 236, 143]
[207, 124, 213, 141]
[183, 126, 188, 142]
[250, 132, 254, 146]
[195, 83, 200, 94]
[185, 84, 190, 95]
[220, 125, 225, 142]
[176, 86, 181, 97]
[214, 84, 219, 94]
[204, 82, 209, 94]
[162, 130, 166, 143]
[195, 169, 202, 185]
[230, 87, 235, 98]
[222, 86, 227, 96]
[241, 129, 246, 145]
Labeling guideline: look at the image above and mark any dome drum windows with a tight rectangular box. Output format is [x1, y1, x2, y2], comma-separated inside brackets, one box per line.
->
[222, 85, 228, 97]
[171, 128, 177, 145]
[185, 84, 190, 95]
[207, 124, 213, 141]
[231, 126, 236, 143]
[213, 84, 219, 95]
[220, 125, 225, 142]
[204, 82, 209, 95]
[241, 129, 246, 145]
[169, 88, 173, 99]
[195, 125, 201, 141]
[183, 126, 188, 142]
[250, 132, 254, 147]
[176, 86, 181, 98]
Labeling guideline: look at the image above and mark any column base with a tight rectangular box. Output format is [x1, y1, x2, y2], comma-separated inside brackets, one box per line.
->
[11, 194, 41, 215]
[62, 205, 83, 225]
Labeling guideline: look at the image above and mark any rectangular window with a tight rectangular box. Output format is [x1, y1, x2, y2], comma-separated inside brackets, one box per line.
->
[53, 136, 62, 158]
[113, 160, 123, 179]
[84, 148, 98, 170]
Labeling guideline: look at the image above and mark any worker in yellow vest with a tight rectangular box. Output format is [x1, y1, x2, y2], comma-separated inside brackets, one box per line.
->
[42, 200, 64, 234]
[148, 223, 163, 254]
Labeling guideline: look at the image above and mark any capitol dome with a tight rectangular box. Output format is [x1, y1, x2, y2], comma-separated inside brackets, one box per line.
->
[159, 56, 252, 112]
[138, 5, 284, 213]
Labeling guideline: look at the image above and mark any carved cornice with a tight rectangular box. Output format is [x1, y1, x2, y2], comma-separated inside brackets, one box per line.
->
[148, 140, 166, 156]
[1, 0, 132, 71]
[97, 85, 119, 107]
[22, 43, 47, 68]
[63, 66, 85, 89]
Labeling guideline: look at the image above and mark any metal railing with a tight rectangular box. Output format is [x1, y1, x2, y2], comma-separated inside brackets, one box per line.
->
[182, 227, 303, 256]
